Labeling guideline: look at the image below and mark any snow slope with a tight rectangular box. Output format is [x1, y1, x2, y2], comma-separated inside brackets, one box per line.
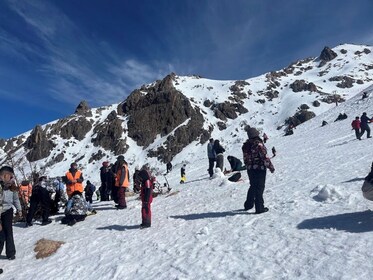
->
[2, 86, 373, 279]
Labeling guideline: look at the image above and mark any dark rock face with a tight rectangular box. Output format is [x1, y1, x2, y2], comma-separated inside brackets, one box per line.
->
[50, 117, 92, 141]
[320, 94, 345, 104]
[329, 76, 355, 88]
[290, 80, 317, 92]
[54, 153, 64, 163]
[92, 111, 128, 155]
[118, 74, 207, 162]
[203, 99, 213, 107]
[312, 100, 321, 107]
[230, 81, 249, 100]
[88, 150, 106, 163]
[340, 49, 347, 54]
[319, 46, 337, 66]
[75, 100, 93, 117]
[212, 102, 248, 121]
[286, 110, 316, 126]
[24, 125, 55, 162]
[299, 104, 310, 110]
[0, 139, 5, 148]
[217, 122, 227, 131]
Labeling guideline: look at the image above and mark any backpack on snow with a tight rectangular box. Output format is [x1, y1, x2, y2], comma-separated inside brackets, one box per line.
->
[228, 172, 241, 182]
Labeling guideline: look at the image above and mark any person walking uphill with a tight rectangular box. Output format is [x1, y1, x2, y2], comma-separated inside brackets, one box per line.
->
[66, 162, 84, 198]
[214, 139, 225, 171]
[207, 138, 216, 178]
[351, 116, 361, 140]
[114, 156, 130, 209]
[138, 168, 154, 229]
[360, 112, 372, 139]
[242, 128, 275, 214]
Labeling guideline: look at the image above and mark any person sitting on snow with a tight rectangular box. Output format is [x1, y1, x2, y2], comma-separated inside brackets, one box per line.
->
[61, 191, 95, 226]
[226, 156, 246, 173]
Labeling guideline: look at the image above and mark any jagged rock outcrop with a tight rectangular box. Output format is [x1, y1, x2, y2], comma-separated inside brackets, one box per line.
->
[320, 94, 345, 104]
[0, 139, 5, 149]
[75, 100, 92, 117]
[290, 80, 317, 92]
[229, 80, 250, 100]
[50, 117, 92, 141]
[118, 74, 207, 162]
[319, 46, 337, 67]
[24, 125, 55, 162]
[92, 110, 128, 155]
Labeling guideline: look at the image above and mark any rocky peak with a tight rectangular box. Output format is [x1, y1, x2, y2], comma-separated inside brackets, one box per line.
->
[75, 100, 92, 117]
[24, 125, 55, 162]
[319, 46, 337, 67]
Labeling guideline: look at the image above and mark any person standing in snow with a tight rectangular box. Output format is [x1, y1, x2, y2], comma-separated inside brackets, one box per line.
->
[138, 168, 154, 228]
[351, 116, 361, 140]
[263, 133, 269, 143]
[214, 139, 225, 171]
[26, 176, 53, 227]
[84, 180, 96, 204]
[207, 138, 216, 178]
[65, 162, 84, 198]
[166, 162, 173, 174]
[114, 156, 130, 209]
[360, 112, 372, 139]
[242, 128, 275, 214]
[180, 164, 186, 184]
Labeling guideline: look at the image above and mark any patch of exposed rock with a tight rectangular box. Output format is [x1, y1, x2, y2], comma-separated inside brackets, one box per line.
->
[290, 80, 317, 92]
[320, 94, 345, 104]
[286, 110, 316, 126]
[229, 80, 250, 100]
[319, 46, 337, 67]
[75, 100, 93, 117]
[118, 74, 208, 162]
[329, 76, 355, 88]
[24, 125, 55, 162]
[212, 102, 248, 121]
[92, 110, 128, 155]
[50, 117, 92, 141]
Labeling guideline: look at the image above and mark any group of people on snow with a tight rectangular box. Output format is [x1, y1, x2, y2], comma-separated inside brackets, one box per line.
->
[351, 112, 373, 140]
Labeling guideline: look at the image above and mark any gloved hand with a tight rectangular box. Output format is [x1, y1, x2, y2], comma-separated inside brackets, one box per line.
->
[270, 167, 275, 173]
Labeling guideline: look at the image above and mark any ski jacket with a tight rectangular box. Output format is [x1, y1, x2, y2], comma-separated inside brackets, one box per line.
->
[66, 169, 84, 197]
[207, 143, 216, 159]
[2, 189, 22, 213]
[115, 164, 129, 187]
[84, 183, 96, 196]
[361, 114, 372, 127]
[65, 194, 92, 216]
[19, 182, 32, 205]
[228, 156, 243, 171]
[213, 141, 225, 155]
[242, 137, 274, 172]
[351, 119, 361, 129]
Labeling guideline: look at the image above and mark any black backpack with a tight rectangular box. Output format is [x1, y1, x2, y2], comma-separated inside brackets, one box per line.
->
[228, 172, 241, 182]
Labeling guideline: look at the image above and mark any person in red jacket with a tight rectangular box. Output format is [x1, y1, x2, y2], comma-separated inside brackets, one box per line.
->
[138, 168, 153, 228]
[351, 116, 361, 140]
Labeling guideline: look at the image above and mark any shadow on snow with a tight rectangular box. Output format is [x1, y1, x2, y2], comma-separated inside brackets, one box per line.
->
[297, 210, 373, 233]
[170, 209, 253, 220]
[97, 224, 140, 231]
[341, 177, 365, 183]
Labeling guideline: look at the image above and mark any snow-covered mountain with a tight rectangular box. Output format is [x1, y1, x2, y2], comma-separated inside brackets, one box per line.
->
[3, 60, 373, 279]
[1, 43, 373, 184]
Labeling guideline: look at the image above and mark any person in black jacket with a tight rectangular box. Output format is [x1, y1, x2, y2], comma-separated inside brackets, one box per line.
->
[360, 112, 372, 139]
[213, 140, 225, 171]
[26, 176, 52, 227]
[100, 161, 114, 201]
[227, 156, 246, 172]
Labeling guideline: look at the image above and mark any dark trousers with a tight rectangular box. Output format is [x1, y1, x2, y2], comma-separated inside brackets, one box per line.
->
[208, 158, 215, 177]
[26, 190, 50, 223]
[85, 195, 93, 204]
[245, 169, 267, 212]
[0, 208, 16, 258]
[100, 183, 110, 201]
[360, 125, 371, 138]
[117, 187, 127, 208]
[354, 129, 361, 139]
[141, 201, 152, 226]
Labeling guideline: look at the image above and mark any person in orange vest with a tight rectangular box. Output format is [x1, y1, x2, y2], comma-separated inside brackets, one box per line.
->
[19, 180, 32, 206]
[114, 156, 130, 209]
[65, 162, 84, 198]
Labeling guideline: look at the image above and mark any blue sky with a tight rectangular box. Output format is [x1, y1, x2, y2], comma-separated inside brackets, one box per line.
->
[1, 0, 373, 139]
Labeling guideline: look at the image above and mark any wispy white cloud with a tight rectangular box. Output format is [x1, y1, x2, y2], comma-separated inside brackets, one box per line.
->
[5, 0, 171, 108]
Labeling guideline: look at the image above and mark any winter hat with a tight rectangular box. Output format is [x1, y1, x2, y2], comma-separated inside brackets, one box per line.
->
[0, 166, 14, 174]
[70, 162, 78, 168]
[247, 127, 260, 139]
[117, 155, 124, 161]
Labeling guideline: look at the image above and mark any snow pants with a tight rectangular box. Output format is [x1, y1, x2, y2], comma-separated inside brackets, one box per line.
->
[117, 187, 127, 208]
[141, 201, 152, 227]
[208, 158, 215, 177]
[245, 169, 267, 212]
[360, 124, 371, 138]
[0, 208, 16, 258]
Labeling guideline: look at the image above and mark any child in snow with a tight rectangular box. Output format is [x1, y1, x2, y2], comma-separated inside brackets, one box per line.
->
[84, 180, 96, 204]
[61, 191, 95, 226]
[180, 164, 186, 184]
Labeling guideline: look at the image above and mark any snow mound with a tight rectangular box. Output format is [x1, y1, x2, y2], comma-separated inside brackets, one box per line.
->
[312, 184, 344, 202]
